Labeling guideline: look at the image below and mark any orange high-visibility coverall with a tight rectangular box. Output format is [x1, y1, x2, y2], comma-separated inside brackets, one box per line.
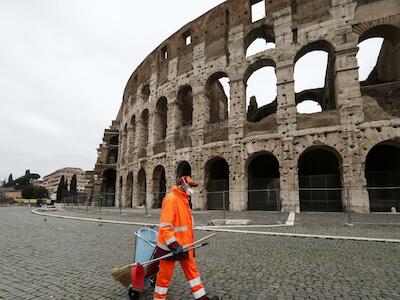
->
[153, 186, 206, 300]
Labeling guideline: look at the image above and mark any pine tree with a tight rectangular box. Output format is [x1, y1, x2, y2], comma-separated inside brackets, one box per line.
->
[56, 175, 65, 202]
[7, 174, 14, 187]
[63, 178, 69, 199]
[70, 175, 77, 196]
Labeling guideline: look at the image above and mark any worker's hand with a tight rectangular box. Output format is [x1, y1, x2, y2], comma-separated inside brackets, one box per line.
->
[172, 244, 183, 255]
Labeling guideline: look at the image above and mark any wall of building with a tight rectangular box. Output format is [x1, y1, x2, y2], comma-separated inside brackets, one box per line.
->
[111, 0, 400, 212]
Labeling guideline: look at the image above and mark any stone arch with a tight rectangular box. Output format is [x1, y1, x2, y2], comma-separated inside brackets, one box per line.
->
[295, 91, 324, 114]
[152, 165, 167, 209]
[101, 169, 116, 193]
[357, 24, 400, 86]
[245, 25, 275, 58]
[101, 169, 116, 207]
[135, 168, 147, 207]
[246, 151, 280, 211]
[204, 157, 229, 210]
[129, 115, 136, 148]
[155, 97, 168, 141]
[206, 72, 230, 124]
[298, 146, 343, 212]
[140, 109, 149, 145]
[177, 85, 193, 127]
[109, 135, 119, 145]
[294, 40, 336, 111]
[244, 58, 277, 123]
[122, 123, 128, 160]
[106, 149, 118, 164]
[176, 161, 192, 181]
[125, 171, 134, 208]
[365, 139, 400, 212]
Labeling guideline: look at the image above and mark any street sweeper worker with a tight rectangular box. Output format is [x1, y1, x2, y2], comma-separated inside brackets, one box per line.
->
[153, 176, 219, 300]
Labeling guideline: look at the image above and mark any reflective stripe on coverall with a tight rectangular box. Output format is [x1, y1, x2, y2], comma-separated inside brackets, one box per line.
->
[153, 186, 206, 300]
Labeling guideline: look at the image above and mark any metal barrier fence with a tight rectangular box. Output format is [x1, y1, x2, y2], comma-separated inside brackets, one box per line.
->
[60, 187, 400, 224]
[61, 193, 118, 212]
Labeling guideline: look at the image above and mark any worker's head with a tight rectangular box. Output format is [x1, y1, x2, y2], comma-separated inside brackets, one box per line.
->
[177, 176, 198, 196]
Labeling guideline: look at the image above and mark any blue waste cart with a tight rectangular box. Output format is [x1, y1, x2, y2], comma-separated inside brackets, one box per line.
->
[128, 227, 158, 300]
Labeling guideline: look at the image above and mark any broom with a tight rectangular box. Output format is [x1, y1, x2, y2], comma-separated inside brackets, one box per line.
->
[112, 233, 216, 287]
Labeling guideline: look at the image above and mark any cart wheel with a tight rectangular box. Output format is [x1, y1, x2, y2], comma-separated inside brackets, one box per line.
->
[128, 287, 140, 300]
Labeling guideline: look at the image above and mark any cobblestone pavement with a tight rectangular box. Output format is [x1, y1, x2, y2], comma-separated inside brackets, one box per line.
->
[2, 207, 400, 299]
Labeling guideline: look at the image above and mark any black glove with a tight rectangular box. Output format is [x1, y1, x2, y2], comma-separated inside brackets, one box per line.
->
[172, 244, 183, 255]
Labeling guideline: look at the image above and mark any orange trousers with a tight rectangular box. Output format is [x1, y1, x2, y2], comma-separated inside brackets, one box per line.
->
[153, 256, 206, 300]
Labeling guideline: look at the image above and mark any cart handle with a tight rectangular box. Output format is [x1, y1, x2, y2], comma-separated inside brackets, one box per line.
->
[134, 232, 157, 248]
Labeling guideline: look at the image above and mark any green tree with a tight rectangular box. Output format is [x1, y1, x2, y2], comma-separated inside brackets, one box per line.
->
[56, 176, 65, 202]
[22, 185, 49, 199]
[14, 170, 40, 190]
[5, 174, 14, 187]
[70, 175, 77, 196]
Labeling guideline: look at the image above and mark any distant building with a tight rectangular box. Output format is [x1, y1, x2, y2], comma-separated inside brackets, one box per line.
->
[41, 168, 89, 195]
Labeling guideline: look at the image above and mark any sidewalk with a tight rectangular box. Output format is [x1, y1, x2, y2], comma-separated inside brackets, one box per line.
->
[36, 206, 400, 241]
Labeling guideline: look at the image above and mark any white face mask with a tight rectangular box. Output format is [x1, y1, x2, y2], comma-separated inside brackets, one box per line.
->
[182, 178, 195, 196]
[186, 187, 194, 196]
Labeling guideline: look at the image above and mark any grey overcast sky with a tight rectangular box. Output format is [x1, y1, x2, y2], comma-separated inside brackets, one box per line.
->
[0, 0, 381, 181]
[0, 0, 226, 180]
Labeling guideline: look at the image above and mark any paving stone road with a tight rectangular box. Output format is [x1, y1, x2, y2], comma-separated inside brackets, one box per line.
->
[1, 207, 400, 299]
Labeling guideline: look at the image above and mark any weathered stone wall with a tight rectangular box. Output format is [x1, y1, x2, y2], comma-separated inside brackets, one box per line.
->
[112, 0, 400, 212]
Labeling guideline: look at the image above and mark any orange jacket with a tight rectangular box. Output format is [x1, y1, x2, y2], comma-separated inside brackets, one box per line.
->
[157, 186, 194, 252]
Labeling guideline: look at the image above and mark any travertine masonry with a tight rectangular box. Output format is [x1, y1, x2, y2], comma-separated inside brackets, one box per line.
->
[98, 0, 400, 212]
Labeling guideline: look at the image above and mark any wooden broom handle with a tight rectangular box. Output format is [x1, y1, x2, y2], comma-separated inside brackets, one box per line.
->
[141, 233, 216, 267]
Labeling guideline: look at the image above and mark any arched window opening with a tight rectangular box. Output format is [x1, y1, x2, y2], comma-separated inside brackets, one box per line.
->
[152, 165, 167, 209]
[298, 147, 342, 212]
[207, 73, 230, 124]
[294, 41, 336, 112]
[176, 161, 192, 180]
[357, 38, 384, 82]
[357, 25, 400, 86]
[129, 115, 136, 148]
[155, 97, 168, 141]
[177, 85, 193, 127]
[142, 84, 150, 102]
[125, 172, 133, 208]
[294, 51, 328, 92]
[246, 38, 275, 58]
[205, 158, 229, 210]
[101, 169, 116, 207]
[246, 66, 277, 122]
[247, 153, 280, 211]
[106, 149, 118, 164]
[122, 124, 128, 160]
[109, 135, 118, 145]
[296, 100, 323, 114]
[365, 142, 400, 212]
[140, 109, 149, 145]
[357, 25, 400, 119]
[136, 168, 146, 207]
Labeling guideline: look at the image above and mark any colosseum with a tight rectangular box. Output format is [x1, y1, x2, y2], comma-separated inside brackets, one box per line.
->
[92, 0, 400, 213]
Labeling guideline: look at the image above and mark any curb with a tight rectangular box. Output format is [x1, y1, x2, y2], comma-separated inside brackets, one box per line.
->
[31, 209, 158, 227]
[32, 209, 400, 244]
[195, 226, 400, 243]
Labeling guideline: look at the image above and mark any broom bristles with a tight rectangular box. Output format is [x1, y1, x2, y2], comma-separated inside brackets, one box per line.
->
[112, 264, 133, 288]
